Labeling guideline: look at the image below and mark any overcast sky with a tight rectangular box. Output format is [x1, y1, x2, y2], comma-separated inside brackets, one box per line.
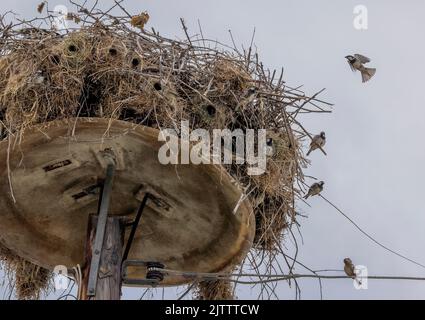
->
[1, 0, 425, 300]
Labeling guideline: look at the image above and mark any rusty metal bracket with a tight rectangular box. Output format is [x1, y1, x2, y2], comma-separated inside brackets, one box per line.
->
[121, 260, 165, 287]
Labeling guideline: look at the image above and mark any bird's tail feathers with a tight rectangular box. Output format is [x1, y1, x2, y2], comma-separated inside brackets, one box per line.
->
[361, 67, 376, 83]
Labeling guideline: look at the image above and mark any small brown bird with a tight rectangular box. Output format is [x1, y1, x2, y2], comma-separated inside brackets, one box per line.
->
[345, 54, 376, 83]
[343, 258, 356, 278]
[266, 137, 274, 157]
[130, 12, 150, 30]
[237, 86, 258, 110]
[307, 132, 326, 156]
[37, 2, 46, 14]
[244, 86, 257, 103]
[304, 181, 324, 199]
[344, 258, 362, 285]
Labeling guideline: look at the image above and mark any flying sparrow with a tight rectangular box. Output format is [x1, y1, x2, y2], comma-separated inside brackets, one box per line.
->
[345, 54, 376, 83]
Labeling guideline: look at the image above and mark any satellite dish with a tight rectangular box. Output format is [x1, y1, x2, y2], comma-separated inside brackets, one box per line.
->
[0, 118, 255, 287]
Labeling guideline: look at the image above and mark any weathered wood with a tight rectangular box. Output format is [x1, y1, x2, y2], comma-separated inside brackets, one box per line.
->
[81, 216, 124, 300]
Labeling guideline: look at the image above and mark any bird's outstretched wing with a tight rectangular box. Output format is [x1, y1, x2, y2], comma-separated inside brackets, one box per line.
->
[354, 54, 371, 64]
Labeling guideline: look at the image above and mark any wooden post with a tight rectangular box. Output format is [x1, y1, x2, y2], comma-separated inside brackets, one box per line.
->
[81, 216, 125, 300]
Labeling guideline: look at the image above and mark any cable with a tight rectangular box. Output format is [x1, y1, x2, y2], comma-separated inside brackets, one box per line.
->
[319, 194, 425, 270]
[155, 268, 425, 283]
[227, 275, 425, 285]
[177, 281, 198, 300]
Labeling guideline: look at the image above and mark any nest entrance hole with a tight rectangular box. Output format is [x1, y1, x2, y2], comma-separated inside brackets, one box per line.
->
[206, 105, 216, 116]
[78, 76, 103, 117]
[67, 44, 78, 53]
[131, 57, 141, 67]
[108, 47, 118, 57]
[153, 82, 162, 91]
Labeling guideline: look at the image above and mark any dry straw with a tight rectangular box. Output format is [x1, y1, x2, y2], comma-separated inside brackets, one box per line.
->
[195, 279, 234, 300]
[0, 1, 331, 299]
[0, 242, 51, 299]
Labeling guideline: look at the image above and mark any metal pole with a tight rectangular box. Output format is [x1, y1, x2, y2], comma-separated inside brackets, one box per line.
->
[86, 162, 115, 296]
[122, 193, 149, 262]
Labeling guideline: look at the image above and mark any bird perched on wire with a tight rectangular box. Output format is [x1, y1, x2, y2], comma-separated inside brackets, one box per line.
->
[345, 54, 376, 83]
[307, 131, 326, 156]
[344, 258, 362, 285]
[304, 181, 324, 199]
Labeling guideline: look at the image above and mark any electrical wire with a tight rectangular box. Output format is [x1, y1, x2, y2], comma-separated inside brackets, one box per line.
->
[150, 267, 425, 283]
[319, 194, 425, 270]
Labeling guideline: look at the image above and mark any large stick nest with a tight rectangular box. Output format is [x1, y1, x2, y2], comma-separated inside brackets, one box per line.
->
[0, 1, 332, 299]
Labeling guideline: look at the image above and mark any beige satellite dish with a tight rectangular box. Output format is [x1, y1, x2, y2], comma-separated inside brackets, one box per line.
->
[0, 118, 255, 298]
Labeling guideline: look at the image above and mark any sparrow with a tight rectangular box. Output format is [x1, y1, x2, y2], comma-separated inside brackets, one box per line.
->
[130, 12, 150, 30]
[344, 258, 362, 285]
[307, 131, 326, 156]
[245, 87, 257, 103]
[37, 2, 45, 14]
[303, 181, 324, 199]
[237, 86, 258, 109]
[345, 54, 376, 83]
[266, 137, 275, 157]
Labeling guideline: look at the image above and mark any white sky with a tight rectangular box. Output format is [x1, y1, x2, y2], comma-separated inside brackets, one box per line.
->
[1, 0, 425, 300]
